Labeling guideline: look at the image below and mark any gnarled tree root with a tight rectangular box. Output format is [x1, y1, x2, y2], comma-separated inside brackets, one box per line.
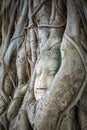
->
[57, 33, 87, 130]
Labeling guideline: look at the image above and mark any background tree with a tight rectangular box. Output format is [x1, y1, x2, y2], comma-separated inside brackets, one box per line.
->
[0, 0, 87, 130]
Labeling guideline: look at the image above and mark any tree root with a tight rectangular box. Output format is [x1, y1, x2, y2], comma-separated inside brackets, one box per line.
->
[28, 0, 37, 74]
[74, 0, 87, 36]
[50, 0, 56, 24]
[4, 0, 28, 67]
[37, 20, 65, 28]
[32, 0, 47, 17]
[7, 70, 16, 89]
[57, 33, 87, 130]
[2, 0, 18, 57]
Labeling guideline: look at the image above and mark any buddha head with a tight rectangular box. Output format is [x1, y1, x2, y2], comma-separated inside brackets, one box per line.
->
[34, 47, 61, 100]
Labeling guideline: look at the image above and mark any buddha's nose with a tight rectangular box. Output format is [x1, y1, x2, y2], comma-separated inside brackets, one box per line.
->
[37, 73, 47, 89]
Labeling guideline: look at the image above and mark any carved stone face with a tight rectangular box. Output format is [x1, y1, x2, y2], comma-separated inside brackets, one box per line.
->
[34, 58, 59, 100]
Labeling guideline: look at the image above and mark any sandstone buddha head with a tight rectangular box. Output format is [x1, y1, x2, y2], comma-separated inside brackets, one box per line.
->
[34, 47, 61, 100]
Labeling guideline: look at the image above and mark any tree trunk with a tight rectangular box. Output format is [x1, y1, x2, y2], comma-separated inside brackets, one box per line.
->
[0, 0, 87, 130]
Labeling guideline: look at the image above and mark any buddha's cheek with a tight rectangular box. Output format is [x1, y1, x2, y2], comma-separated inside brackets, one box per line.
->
[47, 76, 54, 88]
[34, 76, 54, 100]
[34, 78, 45, 100]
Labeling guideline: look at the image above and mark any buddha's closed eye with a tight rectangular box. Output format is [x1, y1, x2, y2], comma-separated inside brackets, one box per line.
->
[48, 70, 57, 76]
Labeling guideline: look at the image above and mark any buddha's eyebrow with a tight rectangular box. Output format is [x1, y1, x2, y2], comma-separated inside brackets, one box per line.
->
[49, 68, 58, 71]
[49, 69, 58, 73]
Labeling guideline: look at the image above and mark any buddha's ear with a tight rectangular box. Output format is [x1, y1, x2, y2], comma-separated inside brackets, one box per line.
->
[29, 60, 39, 89]
[25, 71, 36, 103]
[29, 71, 36, 91]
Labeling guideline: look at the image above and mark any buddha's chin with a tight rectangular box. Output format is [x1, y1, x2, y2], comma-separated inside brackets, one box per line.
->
[35, 93, 44, 101]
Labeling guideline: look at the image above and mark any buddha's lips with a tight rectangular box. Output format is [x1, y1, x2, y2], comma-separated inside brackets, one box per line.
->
[35, 88, 47, 94]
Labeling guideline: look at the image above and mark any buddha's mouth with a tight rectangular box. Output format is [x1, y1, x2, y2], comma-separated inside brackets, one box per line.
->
[35, 88, 47, 94]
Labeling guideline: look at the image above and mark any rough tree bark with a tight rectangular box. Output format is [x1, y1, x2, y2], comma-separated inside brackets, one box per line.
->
[0, 0, 87, 130]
